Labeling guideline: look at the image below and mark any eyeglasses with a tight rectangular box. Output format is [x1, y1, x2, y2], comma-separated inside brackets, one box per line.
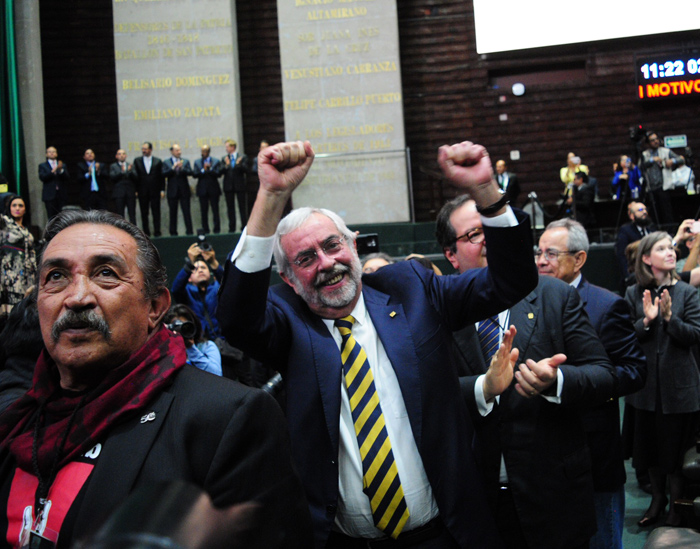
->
[293, 236, 347, 269]
[534, 248, 576, 262]
[633, 207, 647, 213]
[453, 228, 485, 246]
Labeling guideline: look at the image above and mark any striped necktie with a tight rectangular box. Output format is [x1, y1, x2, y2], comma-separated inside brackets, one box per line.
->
[478, 316, 500, 364]
[335, 315, 409, 538]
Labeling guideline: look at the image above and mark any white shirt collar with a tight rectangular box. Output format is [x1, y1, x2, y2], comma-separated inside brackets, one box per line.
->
[321, 293, 366, 331]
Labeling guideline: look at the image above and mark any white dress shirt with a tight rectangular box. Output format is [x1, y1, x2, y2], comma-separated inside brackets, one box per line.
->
[230, 206, 519, 534]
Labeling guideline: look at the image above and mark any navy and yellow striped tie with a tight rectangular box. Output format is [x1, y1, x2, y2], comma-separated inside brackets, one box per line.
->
[335, 315, 410, 538]
[478, 315, 500, 363]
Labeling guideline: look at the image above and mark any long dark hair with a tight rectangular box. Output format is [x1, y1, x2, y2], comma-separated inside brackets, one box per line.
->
[3, 194, 24, 218]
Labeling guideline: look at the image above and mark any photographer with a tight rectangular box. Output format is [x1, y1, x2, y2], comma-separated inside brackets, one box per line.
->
[170, 241, 223, 340]
[641, 132, 685, 224]
[164, 304, 222, 376]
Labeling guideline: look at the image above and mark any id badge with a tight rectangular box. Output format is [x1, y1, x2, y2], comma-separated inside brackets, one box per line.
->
[18, 504, 58, 549]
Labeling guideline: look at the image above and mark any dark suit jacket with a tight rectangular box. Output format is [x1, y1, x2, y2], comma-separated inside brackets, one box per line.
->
[221, 153, 248, 192]
[576, 276, 647, 491]
[497, 171, 520, 206]
[133, 156, 165, 195]
[38, 161, 70, 201]
[108, 162, 137, 199]
[455, 276, 616, 549]
[0, 365, 312, 548]
[625, 282, 700, 414]
[76, 160, 109, 199]
[218, 212, 537, 548]
[162, 158, 193, 199]
[573, 182, 596, 228]
[615, 222, 657, 282]
[193, 157, 222, 197]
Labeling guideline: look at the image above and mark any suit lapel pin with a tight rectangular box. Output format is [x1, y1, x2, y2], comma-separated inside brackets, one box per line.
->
[390, 311, 397, 318]
[528, 313, 534, 319]
[140, 411, 156, 423]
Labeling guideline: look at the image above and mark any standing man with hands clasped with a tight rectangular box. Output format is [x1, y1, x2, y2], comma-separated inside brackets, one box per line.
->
[109, 149, 137, 224]
[193, 145, 222, 234]
[218, 140, 538, 547]
[437, 196, 620, 549]
[38, 147, 70, 220]
[162, 143, 194, 236]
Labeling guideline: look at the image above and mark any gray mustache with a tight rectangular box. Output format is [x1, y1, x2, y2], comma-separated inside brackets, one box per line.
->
[51, 310, 111, 342]
[315, 264, 349, 287]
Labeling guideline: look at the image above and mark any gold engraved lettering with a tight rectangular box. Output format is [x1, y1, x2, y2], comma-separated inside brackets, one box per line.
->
[133, 108, 182, 121]
[122, 78, 173, 90]
[183, 106, 222, 118]
[115, 49, 160, 60]
[321, 29, 351, 40]
[283, 67, 323, 80]
[346, 61, 396, 74]
[358, 27, 379, 37]
[127, 22, 170, 33]
[284, 99, 317, 111]
[196, 137, 226, 147]
[364, 92, 401, 104]
[147, 35, 169, 45]
[307, 7, 368, 20]
[175, 74, 231, 87]
[196, 45, 233, 55]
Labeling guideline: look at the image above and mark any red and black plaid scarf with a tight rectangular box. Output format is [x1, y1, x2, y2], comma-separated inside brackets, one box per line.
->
[0, 325, 187, 475]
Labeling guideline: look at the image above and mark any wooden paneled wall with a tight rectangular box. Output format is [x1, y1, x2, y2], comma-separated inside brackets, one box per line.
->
[39, 0, 700, 222]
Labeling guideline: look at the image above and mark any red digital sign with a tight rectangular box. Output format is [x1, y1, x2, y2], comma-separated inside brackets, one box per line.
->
[638, 79, 700, 99]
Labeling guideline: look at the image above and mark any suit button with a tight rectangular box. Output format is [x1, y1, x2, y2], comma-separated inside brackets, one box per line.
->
[326, 504, 337, 517]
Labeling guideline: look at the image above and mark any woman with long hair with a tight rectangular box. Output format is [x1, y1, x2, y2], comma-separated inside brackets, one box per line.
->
[625, 231, 700, 527]
[0, 195, 37, 313]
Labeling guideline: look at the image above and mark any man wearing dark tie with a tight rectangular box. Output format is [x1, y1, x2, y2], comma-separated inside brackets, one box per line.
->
[133, 141, 165, 237]
[76, 149, 108, 211]
[38, 146, 70, 220]
[109, 149, 137, 224]
[437, 195, 618, 549]
[193, 144, 222, 234]
[221, 139, 248, 233]
[162, 143, 194, 236]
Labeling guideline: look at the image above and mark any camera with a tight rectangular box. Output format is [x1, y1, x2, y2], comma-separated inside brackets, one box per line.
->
[196, 228, 212, 252]
[166, 319, 196, 340]
[629, 125, 647, 142]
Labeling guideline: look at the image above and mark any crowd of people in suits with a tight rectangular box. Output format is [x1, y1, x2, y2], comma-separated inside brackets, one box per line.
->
[37, 139, 269, 239]
[0, 133, 700, 549]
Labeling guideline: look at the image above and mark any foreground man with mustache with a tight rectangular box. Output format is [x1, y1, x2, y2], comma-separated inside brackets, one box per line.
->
[0, 210, 311, 548]
[218, 140, 538, 548]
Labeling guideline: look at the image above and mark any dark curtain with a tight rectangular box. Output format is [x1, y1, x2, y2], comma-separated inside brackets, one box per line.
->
[0, 0, 27, 202]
